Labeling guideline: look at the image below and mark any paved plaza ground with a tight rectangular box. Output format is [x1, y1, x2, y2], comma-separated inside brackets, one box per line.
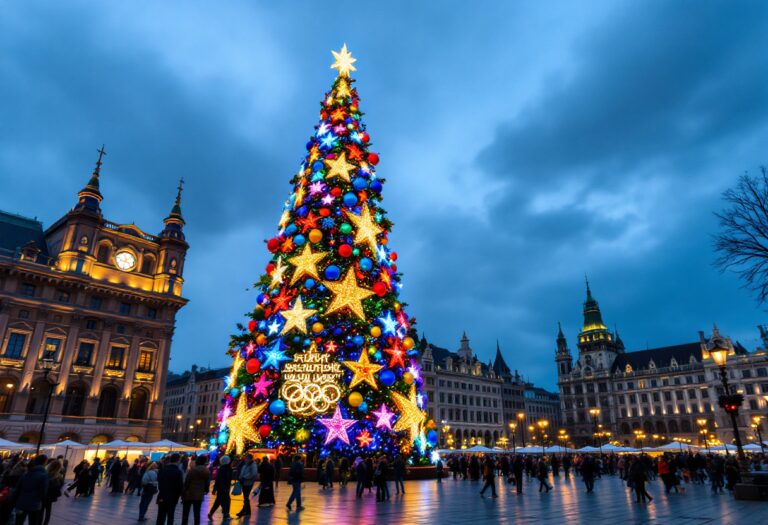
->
[49, 473, 767, 525]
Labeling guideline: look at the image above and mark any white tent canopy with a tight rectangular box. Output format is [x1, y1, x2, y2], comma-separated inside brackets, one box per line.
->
[742, 443, 764, 452]
[544, 445, 574, 454]
[514, 446, 543, 454]
[575, 446, 600, 453]
[462, 445, 493, 454]
[144, 440, 200, 452]
[653, 441, 698, 451]
[709, 444, 738, 452]
[97, 440, 148, 450]
[599, 444, 625, 453]
[0, 438, 29, 451]
[41, 439, 86, 449]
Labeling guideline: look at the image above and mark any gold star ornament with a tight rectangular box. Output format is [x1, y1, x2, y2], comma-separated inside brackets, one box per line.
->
[225, 393, 266, 455]
[324, 151, 357, 183]
[346, 204, 383, 257]
[343, 350, 383, 389]
[323, 268, 375, 320]
[331, 44, 357, 77]
[287, 244, 328, 284]
[269, 258, 287, 289]
[392, 385, 426, 440]
[280, 296, 317, 335]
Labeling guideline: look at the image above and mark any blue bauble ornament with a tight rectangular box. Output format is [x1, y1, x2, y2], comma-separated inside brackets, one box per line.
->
[269, 400, 286, 416]
[306, 141, 313, 150]
[305, 278, 316, 289]
[426, 430, 439, 445]
[359, 257, 373, 272]
[353, 335, 365, 347]
[343, 192, 358, 207]
[257, 293, 269, 305]
[379, 369, 396, 386]
[352, 177, 368, 191]
[294, 234, 306, 246]
[333, 327, 344, 337]
[325, 265, 341, 280]
[285, 224, 298, 236]
[370, 180, 383, 193]
[296, 205, 308, 217]
[358, 402, 368, 413]
[312, 160, 325, 172]
[230, 388, 240, 398]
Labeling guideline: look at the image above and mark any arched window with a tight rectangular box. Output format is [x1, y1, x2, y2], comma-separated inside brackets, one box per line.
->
[57, 432, 81, 442]
[62, 382, 87, 416]
[656, 421, 667, 435]
[643, 421, 653, 434]
[97, 386, 119, 418]
[90, 434, 112, 445]
[681, 420, 692, 433]
[620, 423, 631, 435]
[484, 430, 492, 445]
[96, 244, 111, 264]
[140, 255, 155, 275]
[26, 379, 52, 415]
[668, 420, 679, 433]
[128, 388, 149, 420]
[0, 378, 18, 413]
[18, 431, 40, 444]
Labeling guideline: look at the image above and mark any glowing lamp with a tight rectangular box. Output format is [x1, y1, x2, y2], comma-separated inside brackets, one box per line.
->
[710, 346, 728, 367]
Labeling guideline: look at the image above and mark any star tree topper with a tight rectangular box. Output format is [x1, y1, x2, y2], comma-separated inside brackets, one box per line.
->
[331, 43, 357, 77]
[323, 268, 375, 320]
[319, 405, 357, 445]
[225, 394, 267, 455]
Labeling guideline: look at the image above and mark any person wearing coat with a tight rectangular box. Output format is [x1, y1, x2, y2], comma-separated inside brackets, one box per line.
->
[181, 456, 210, 525]
[156, 454, 184, 525]
[42, 459, 64, 525]
[14, 455, 49, 525]
[285, 455, 305, 511]
[138, 462, 159, 522]
[235, 454, 258, 518]
[257, 456, 276, 507]
[479, 456, 497, 498]
[208, 456, 233, 522]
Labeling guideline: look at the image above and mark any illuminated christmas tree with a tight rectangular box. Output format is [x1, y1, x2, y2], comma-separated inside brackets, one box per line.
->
[215, 45, 435, 461]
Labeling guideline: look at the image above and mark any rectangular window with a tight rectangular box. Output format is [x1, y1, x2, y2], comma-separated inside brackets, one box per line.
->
[675, 391, 684, 400]
[116, 325, 125, 335]
[745, 383, 755, 395]
[43, 337, 62, 361]
[701, 389, 709, 398]
[650, 379, 657, 387]
[688, 389, 697, 399]
[664, 391, 672, 401]
[629, 394, 636, 403]
[138, 350, 153, 372]
[652, 392, 660, 402]
[85, 319, 97, 330]
[742, 369, 752, 379]
[20, 283, 36, 297]
[4, 333, 26, 358]
[640, 393, 648, 403]
[678, 404, 686, 414]
[119, 302, 131, 315]
[749, 399, 758, 410]
[107, 346, 124, 369]
[75, 342, 94, 366]
[90, 296, 103, 310]
[57, 290, 71, 303]
[616, 383, 623, 391]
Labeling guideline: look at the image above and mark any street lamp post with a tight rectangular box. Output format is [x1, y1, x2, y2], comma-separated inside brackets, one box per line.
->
[589, 408, 601, 451]
[752, 416, 764, 454]
[35, 350, 58, 456]
[536, 420, 549, 455]
[709, 344, 746, 461]
[517, 412, 526, 447]
[509, 422, 517, 453]
[697, 418, 711, 453]
[633, 430, 646, 453]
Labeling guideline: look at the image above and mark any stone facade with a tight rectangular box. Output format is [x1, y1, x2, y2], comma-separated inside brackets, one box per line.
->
[162, 365, 228, 446]
[556, 282, 768, 448]
[0, 152, 188, 445]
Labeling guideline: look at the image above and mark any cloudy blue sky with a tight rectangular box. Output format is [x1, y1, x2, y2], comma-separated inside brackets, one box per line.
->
[2, 1, 767, 389]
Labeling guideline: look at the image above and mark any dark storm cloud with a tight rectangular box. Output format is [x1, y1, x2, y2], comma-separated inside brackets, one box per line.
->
[1, 1, 767, 388]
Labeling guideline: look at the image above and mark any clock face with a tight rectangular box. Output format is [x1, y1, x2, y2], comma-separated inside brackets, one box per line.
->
[115, 251, 136, 271]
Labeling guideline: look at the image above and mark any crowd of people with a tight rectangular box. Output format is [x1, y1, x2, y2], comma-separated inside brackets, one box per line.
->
[0, 448, 764, 524]
[440, 450, 767, 503]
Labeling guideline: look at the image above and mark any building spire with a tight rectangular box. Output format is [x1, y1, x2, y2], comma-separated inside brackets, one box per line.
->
[581, 277, 607, 332]
[161, 178, 186, 240]
[76, 145, 106, 211]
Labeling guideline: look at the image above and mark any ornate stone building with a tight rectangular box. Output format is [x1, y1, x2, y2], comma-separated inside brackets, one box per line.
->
[0, 151, 188, 445]
[162, 365, 228, 445]
[556, 281, 768, 447]
[418, 333, 558, 449]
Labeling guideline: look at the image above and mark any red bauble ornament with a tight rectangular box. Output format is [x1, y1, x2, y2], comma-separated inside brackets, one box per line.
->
[266, 263, 275, 274]
[338, 244, 353, 258]
[361, 133, 370, 143]
[372, 282, 387, 297]
[391, 264, 397, 272]
[267, 238, 280, 253]
[368, 152, 380, 165]
[246, 358, 261, 374]
[331, 187, 342, 197]
[247, 320, 257, 332]
[259, 424, 272, 438]
[389, 252, 398, 261]
[319, 208, 331, 217]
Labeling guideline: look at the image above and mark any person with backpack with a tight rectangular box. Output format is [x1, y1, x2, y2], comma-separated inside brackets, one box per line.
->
[138, 462, 159, 522]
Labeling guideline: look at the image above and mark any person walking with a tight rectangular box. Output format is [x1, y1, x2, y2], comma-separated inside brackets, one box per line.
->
[274, 455, 283, 492]
[87, 458, 101, 496]
[512, 456, 524, 494]
[138, 462, 159, 522]
[208, 456, 233, 522]
[257, 456, 276, 507]
[234, 454, 257, 518]
[156, 454, 184, 525]
[180, 456, 209, 525]
[14, 455, 49, 525]
[479, 456, 497, 498]
[392, 454, 406, 494]
[324, 457, 335, 490]
[581, 456, 596, 493]
[355, 457, 366, 498]
[285, 455, 304, 511]
[110, 457, 123, 494]
[42, 459, 64, 525]
[537, 458, 551, 493]
[436, 457, 444, 483]
[374, 456, 390, 502]
[629, 458, 653, 504]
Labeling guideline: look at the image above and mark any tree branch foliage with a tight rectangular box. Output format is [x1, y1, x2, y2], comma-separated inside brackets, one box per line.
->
[714, 166, 768, 303]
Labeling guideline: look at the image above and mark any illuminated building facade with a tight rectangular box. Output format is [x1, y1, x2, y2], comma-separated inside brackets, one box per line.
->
[0, 152, 188, 445]
[163, 365, 228, 446]
[556, 282, 768, 447]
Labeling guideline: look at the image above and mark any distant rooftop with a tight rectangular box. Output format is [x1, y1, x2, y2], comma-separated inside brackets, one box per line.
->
[0, 209, 48, 257]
